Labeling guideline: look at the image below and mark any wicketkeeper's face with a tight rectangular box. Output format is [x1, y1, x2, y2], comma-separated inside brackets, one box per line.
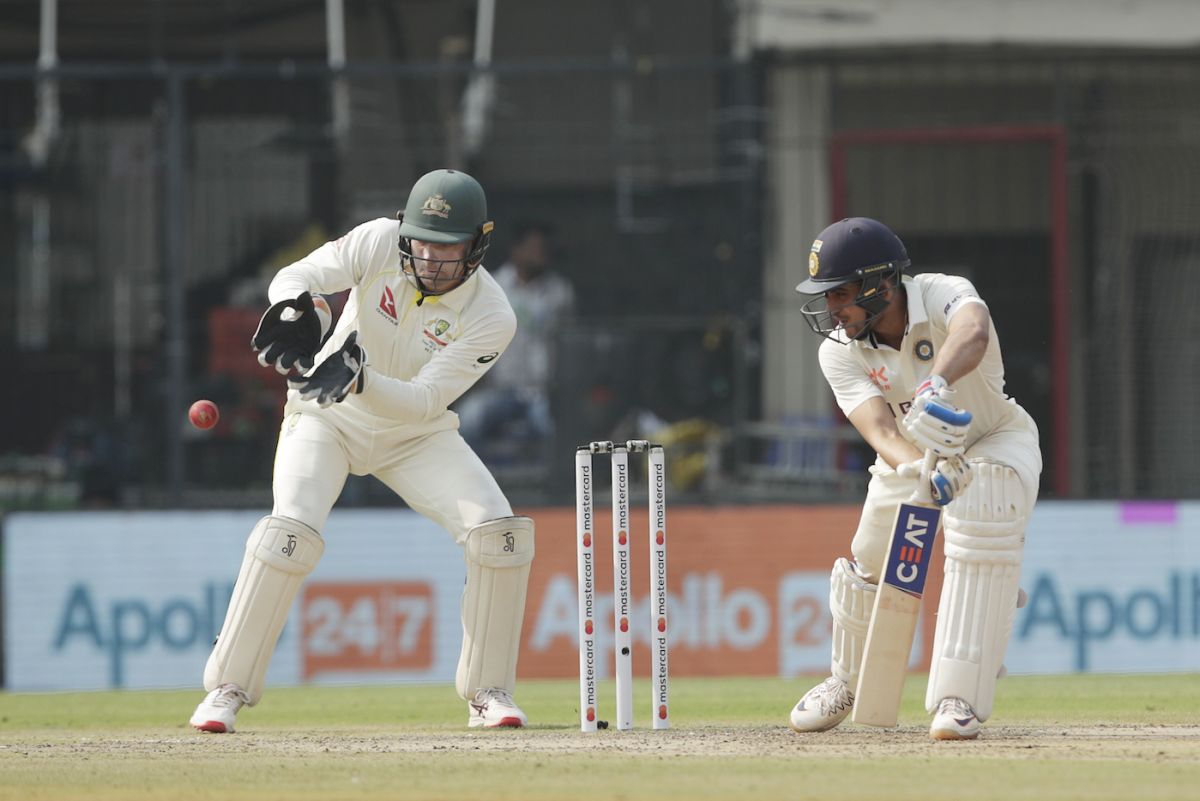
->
[409, 240, 471, 293]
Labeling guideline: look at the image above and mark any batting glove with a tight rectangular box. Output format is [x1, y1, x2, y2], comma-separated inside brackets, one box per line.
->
[897, 454, 974, 507]
[901, 375, 972, 457]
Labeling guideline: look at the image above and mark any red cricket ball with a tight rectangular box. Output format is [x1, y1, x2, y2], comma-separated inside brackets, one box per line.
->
[189, 399, 220, 430]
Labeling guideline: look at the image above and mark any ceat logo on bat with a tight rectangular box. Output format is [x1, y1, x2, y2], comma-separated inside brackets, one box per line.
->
[882, 504, 941, 597]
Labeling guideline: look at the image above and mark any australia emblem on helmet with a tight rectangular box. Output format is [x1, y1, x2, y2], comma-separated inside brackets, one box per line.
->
[421, 194, 452, 219]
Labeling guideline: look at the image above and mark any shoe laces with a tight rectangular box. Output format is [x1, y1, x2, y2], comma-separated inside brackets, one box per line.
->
[938, 697, 974, 719]
[811, 677, 853, 716]
[476, 687, 514, 706]
[212, 684, 250, 709]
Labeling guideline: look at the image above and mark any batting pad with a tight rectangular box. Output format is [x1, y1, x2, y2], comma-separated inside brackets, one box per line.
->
[455, 516, 535, 700]
[926, 462, 1026, 721]
[829, 557, 877, 685]
[204, 515, 324, 705]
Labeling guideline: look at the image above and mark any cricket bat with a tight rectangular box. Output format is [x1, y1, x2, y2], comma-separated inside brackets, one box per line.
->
[852, 450, 942, 727]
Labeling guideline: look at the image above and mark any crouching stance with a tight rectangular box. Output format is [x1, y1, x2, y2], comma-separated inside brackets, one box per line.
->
[788, 217, 1041, 739]
[191, 169, 536, 732]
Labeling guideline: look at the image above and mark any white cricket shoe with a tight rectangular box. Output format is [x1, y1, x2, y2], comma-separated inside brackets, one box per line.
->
[930, 697, 981, 741]
[468, 687, 528, 729]
[189, 684, 249, 733]
[789, 676, 854, 732]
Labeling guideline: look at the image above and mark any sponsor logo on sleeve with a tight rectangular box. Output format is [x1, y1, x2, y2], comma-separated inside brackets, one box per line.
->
[943, 293, 977, 316]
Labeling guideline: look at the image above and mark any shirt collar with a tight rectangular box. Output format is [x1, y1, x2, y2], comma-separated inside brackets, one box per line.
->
[902, 276, 929, 330]
[414, 269, 480, 312]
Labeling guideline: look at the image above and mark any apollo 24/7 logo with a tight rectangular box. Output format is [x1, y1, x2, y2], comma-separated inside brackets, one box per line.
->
[301, 581, 433, 678]
[882, 504, 941, 597]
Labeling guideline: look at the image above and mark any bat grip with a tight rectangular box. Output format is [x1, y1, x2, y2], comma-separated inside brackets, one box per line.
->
[916, 449, 938, 504]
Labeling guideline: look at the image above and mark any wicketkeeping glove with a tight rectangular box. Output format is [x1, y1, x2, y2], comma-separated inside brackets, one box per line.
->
[252, 291, 331, 375]
[897, 454, 973, 507]
[287, 331, 367, 408]
[901, 374, 973, 457]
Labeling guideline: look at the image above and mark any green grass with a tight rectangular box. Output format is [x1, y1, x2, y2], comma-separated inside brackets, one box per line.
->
[1, 675, 1199, 801]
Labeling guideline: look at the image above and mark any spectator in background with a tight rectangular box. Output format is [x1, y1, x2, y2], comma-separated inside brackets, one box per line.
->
[456, 221, 575, 462]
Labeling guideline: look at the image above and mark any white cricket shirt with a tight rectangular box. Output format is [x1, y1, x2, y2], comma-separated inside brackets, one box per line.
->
[268, 217, 517, 436]
[817, 273, 1035, 448]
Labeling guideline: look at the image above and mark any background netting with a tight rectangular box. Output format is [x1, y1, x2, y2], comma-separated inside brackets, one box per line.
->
[4, 49, 1199, 506]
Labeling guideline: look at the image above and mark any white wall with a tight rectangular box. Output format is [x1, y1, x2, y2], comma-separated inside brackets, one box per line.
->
[744, 0, 1200, 50]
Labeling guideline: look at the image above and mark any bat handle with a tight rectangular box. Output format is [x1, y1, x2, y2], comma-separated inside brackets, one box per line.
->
[916, 449, 938, 503]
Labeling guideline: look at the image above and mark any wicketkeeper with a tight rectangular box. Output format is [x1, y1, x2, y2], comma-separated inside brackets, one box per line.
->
[789, 217, 1041, 740]
[190, 169, 534, 732]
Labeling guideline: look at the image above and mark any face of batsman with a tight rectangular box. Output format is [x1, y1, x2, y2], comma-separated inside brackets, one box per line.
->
[397, 168, 494, 295]
[794, 217, 910, 342]
[816, 278, 905, 341]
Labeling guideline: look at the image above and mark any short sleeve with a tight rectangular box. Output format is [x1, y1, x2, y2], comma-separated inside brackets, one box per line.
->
[817, 339, 881, 418]
[919, 273, 987, 329]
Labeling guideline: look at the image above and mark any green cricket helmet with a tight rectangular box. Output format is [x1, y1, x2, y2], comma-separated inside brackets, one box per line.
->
[397, 169, 494, 294]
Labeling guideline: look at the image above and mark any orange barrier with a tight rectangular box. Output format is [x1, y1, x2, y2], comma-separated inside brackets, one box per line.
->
[516, 505, 943, 679]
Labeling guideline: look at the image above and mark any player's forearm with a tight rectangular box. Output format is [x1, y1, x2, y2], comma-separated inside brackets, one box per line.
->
[358, 369, 442, 423]
[848, 399, 923, 469]
[871, 428, 924, 470]
[930, 308, 989, 385]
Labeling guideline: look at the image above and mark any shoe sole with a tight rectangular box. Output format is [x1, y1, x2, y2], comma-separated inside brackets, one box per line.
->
[469, 717, 526, 729]
[788, 708, 851, 733]
[788, 719, 843, 733]
[489, 717, 525, 728]
[929, 727, 979, 741]
[191, 720, 232, 733]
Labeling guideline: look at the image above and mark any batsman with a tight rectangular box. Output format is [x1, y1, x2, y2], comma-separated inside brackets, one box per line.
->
[189, 169, 534, 732]
[789, 217, 1041, 740]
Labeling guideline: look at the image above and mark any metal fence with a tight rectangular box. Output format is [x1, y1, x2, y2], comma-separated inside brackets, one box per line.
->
[1, 59, 778, 510]
[4, 50, 1200, 509]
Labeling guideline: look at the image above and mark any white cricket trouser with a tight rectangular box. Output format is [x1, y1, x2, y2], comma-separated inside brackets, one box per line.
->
[271, 410, 513, 540]
[850, 424, 1041, 582]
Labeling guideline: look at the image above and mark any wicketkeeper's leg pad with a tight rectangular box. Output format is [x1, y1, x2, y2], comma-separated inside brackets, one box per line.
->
[204, 515, 324, 705]
[455, 516, 535, 700]
[829, 557, 877, 686]
[926, 461, 1027, 721]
